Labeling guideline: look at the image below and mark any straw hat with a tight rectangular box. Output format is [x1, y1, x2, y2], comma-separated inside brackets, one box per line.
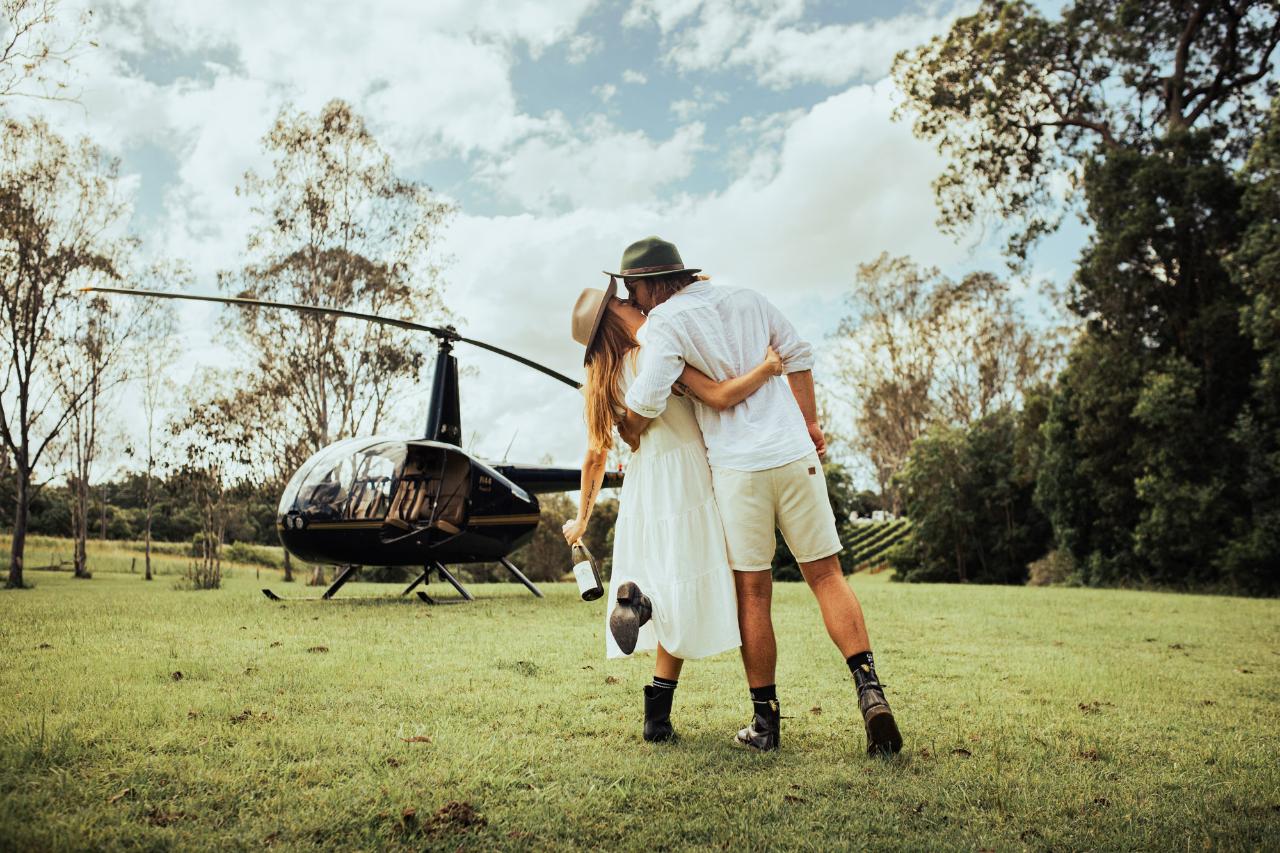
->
[570, 278, 618, 364]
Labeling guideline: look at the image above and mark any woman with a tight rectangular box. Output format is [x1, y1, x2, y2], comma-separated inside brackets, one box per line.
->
[563, 284, 782, 742]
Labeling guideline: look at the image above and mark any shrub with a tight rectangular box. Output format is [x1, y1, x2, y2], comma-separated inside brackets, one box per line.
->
[1027, 550, 1077, 587]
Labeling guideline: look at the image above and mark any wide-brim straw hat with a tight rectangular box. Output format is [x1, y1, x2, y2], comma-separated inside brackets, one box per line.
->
[571, 277, 618, 365]
[602, 236, 701, 279]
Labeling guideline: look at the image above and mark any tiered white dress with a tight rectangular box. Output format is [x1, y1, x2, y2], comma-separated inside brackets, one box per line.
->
[604, 329, 741, 660]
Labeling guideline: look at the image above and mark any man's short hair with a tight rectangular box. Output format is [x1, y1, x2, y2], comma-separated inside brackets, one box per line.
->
[637, 271, 698, 305]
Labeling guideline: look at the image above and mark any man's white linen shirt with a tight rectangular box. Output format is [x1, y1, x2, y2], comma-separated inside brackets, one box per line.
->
[624, 281, 815, 472]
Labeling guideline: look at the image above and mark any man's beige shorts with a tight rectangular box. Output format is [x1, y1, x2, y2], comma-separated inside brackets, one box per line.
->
[710, 451, 843, 572]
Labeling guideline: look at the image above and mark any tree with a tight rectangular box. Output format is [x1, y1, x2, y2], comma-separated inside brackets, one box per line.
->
[132, 285, 181, 581]
[0, 0, 89, 104]
[1067, 132, 1252, 584]
[830, 253, 1059, 511]
[891, 404, 1052, 584]
[168, 375, 253, 590]
[220, 99, 453, 586]
[898, 1, 1280, 591]
[1220, 99, 1280, 592]
[894, 0, 1280, 259]
[59, 292, 132, 578]
[1034, 334, 1148, 584]
[0, 118, 127, 589]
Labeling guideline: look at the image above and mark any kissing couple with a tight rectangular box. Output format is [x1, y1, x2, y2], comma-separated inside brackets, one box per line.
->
[562, 236, 903, 756]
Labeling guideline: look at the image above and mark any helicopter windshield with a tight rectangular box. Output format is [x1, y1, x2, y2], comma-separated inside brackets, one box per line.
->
[278, 438, 407, 522]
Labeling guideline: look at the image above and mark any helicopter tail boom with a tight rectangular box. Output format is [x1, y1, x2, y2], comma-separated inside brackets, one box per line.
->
[495, 464, 624, 494]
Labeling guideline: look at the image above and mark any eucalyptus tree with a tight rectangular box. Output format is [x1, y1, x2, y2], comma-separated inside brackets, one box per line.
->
[831, 253, 1058, 512]
[221, 99, 453, 585]
[0, 0, 89, 104]
[0, 118, 127, 589]
[132, 280, 182, 582]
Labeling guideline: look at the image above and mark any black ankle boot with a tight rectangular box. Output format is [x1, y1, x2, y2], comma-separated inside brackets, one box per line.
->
[643, 685, 676, 742]
[735, 699, 780, 751]
[853, 665, 902, 757]
[609, 581, 652, 655]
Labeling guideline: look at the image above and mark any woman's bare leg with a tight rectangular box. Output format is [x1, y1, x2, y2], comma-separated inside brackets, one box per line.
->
[655, 644, 684, 681]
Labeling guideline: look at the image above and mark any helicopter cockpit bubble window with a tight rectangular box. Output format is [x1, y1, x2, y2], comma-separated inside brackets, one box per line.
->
[278, 438, 407, 523]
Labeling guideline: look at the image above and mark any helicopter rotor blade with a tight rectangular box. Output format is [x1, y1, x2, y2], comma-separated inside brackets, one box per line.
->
[455, 334, 581, 389]
[81, 286, 455, 336]
[84, 285, 584, 390]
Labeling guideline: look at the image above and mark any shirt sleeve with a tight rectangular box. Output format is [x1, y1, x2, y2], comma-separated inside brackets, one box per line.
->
[623, 315, 686, 418]
[761, 294, 814, 373]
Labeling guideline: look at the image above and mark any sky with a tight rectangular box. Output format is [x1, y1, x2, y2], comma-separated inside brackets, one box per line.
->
[10, 0, 1086, 477]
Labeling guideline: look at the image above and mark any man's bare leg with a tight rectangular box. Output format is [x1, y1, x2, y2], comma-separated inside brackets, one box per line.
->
[798, 553, 871, 656]
[733, 570, 781, 750]
[733, 570, 776, 688]
[799, 552, 901, 756]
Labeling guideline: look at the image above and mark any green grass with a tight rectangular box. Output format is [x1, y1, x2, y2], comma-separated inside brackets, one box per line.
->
[1, 552, 1278, 850]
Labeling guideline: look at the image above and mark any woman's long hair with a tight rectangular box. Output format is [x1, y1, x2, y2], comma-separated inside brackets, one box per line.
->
[583, 308, 639, 452]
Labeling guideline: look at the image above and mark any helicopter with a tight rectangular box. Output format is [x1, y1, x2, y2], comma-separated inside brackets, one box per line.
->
[86, 286, 621, 604]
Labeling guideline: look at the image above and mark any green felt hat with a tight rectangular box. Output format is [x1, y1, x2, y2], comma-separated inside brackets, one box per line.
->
[602, 236, 701, 279]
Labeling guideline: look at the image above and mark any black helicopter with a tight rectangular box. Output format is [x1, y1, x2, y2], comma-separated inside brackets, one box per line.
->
[87, 286, 621, 603]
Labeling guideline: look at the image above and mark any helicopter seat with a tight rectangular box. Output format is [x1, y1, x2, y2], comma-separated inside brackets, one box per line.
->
[431, 453, 470, 533]
[383, 476, 423, 531]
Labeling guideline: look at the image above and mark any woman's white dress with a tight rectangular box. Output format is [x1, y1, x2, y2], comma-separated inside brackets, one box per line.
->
[604, 329, 741, 660]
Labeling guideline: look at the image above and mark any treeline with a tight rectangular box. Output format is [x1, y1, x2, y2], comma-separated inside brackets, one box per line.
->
[0, 471, 279, 548]
[874, 0, 1280, 594]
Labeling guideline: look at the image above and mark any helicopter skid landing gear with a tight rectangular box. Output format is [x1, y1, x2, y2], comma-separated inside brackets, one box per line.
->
[261, 564, 362, 602]
[405, 562, 475, 605]
[500, 557, 544, 598]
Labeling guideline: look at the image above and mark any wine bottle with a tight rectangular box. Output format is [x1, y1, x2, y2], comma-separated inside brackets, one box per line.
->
[571, 541, 603, 601]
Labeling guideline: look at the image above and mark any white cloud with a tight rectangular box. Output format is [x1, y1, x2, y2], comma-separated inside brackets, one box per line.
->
[476, 117, 706, 212]
[442, 80, 968, 464]
[592, 83, 618, 103]
[565, 31, 602, 64]
[14, 0, 1069, 476]
[669, 86, 728, 120]
[625, 0, 971, 89]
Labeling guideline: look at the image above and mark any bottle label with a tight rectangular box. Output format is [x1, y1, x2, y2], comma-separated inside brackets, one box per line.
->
[573, 560, 600, 597]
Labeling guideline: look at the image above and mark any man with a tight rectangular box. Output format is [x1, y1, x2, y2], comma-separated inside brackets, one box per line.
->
[609, 236, 902, 757]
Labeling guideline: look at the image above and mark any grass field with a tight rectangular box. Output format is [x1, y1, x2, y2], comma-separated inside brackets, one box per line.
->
[1, 551, 1278, 851]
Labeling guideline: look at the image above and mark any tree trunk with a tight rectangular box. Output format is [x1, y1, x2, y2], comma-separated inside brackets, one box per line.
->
[144, 489, 153, 581]
[282, 549, 293, 583]
[6, 472, 28, 589]
[308, 564, 326, 586]
[72, 474, 90, 579]
[143, 461, 152, 581]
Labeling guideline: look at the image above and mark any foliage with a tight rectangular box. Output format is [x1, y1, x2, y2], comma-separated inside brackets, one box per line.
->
[1027, 550, 1078, 587]
[1035, 130, 1267, 589]
[1220, 98, 1280, 592]
[899, 0, 1280, 593]
[1035, 334, 1148, 585]
[0, 0, 89, 103]
[830, 254, 1061, 510]
[892, 406, 1051, 584]
[0, 117, 128, 588]
[894, 0, 1280, 259]
[220, 98, 453, 455]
